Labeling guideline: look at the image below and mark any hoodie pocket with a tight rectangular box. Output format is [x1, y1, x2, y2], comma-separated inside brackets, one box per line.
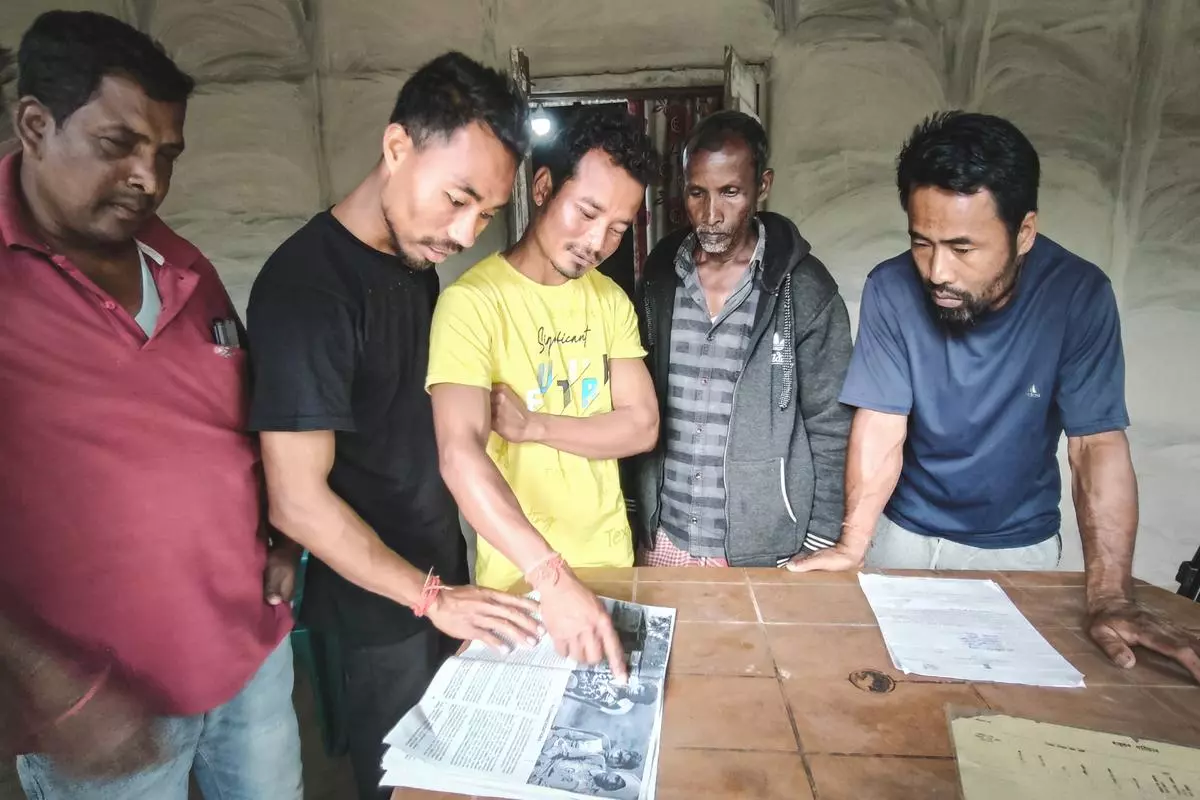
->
[725, 458, 801, 562]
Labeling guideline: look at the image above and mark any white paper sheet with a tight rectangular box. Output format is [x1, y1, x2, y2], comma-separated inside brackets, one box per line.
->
[858, 574, 1085, 687]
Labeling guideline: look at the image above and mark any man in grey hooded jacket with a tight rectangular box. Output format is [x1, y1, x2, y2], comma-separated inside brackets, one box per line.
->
[627, 110, 853, 567]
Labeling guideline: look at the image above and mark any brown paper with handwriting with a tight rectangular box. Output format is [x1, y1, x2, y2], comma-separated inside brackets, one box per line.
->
[950, 712, 1200, 799]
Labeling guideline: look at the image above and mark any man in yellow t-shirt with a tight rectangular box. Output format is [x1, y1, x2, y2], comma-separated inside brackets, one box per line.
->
[427, 250, 647, 588]
[427, 108, 659, 674]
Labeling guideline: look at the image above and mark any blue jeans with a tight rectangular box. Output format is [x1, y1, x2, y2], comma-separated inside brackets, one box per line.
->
[17, 639, 303, 800]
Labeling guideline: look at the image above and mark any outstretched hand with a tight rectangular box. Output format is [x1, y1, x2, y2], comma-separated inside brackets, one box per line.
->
[1088, 598, 1200, 684]
[785, 543, 865, 573]
[426, 586, 542, 653]
[538, 570, 628, 683]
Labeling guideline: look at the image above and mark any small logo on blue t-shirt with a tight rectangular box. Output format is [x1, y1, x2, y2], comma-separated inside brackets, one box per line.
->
[1026, 384, 1041, 399]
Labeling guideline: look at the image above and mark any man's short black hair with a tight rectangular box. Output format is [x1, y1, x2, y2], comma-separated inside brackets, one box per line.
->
[684, 110, 770, 181]
[545, 107, 658, 193]
[390, 52, 529, 162]
[18, 10, 195, 126]
[896, 111, 1040, 238]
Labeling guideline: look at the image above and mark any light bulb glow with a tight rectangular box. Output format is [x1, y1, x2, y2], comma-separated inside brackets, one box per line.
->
[531, 114, 552, 137]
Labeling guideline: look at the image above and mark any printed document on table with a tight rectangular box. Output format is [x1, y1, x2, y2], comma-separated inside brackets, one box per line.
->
[951, 713, 1200, 799]
[858, 574, 1084, 687]
[381, 595, 675, 800]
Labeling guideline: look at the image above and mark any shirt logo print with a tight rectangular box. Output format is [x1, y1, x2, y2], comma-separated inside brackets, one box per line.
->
[1026, 383, 1041, 399]
[771, 332, 785, 365]
[524, 356, 609, 412]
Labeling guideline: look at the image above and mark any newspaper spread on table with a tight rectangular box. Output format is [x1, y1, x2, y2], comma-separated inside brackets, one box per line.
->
[380, 596, 676, 800]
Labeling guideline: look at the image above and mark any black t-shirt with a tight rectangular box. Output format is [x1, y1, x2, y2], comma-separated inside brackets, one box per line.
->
[247, 210, 467, 645]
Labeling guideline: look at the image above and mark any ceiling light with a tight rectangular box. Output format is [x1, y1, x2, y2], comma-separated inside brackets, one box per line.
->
[531, 105, 552, 137]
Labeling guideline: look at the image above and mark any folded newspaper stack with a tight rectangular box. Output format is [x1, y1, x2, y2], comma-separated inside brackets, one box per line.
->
[381, 596, 677, 800]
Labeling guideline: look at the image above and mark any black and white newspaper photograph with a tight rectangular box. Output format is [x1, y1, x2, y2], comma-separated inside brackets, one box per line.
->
[526, 599, 672, 799]
[379, 595, 676, 800]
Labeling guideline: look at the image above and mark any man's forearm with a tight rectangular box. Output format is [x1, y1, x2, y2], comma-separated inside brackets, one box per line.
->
[527, 408, 657, 460]
[269, 487, 427, 608]
[0, 612, 45, 678]
[440, 442, 556, 573]
[0, 613, 89, 744]
[0, 612, 40, 744]
[1069, 432, 1139, 610]
[840, 411, 906, 554]
[0, 614, 48, 755]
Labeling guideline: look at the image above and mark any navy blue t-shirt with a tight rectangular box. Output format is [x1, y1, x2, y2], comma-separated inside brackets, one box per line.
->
[840, 235, 1129, 548]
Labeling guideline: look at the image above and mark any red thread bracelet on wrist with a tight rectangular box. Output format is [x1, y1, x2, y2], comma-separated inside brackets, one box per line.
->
[412, 569, 444, 618]
[524, 552, 567, 588]
[52, 662, 112, 728]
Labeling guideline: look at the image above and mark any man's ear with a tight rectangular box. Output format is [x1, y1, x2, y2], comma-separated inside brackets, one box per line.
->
[1016, 210, 1038, 258]
[15, 97, 55, 157]
[382, 122, 415, 173]
[758, 168, 775, 209]
[532, 165, 554, 208]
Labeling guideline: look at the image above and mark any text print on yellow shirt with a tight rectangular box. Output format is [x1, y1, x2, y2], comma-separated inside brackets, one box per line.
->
[526, 327, 614, 414]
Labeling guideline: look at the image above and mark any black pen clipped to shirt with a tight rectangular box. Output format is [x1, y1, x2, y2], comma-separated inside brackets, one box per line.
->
[210, 317, 240, 348]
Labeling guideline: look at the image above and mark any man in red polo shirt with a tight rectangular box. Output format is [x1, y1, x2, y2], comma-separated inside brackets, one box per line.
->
[0, 11, 302, 799]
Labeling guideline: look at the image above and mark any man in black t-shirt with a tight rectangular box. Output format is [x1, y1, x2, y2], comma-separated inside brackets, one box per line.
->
[245, 53, 542, 799]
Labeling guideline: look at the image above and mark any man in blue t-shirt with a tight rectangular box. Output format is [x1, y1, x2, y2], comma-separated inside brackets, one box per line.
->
[791, 111, 1199, 683]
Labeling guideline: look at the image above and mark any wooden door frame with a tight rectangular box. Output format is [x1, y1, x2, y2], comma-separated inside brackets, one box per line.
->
[507, 61, 769, 245]
[531, 67, 725, 98]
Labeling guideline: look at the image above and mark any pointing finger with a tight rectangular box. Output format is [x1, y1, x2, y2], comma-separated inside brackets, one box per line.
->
[599, 622, 628, 683]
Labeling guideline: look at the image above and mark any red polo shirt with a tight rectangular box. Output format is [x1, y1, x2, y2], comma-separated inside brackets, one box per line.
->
[0, 152, 290, 716]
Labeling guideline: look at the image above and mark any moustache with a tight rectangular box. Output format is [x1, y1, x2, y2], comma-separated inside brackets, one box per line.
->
[109, 194, 154, 213]
[567, 245, 602, 264]
[925, 281, 970, 300]
[419, 239, 464, 256]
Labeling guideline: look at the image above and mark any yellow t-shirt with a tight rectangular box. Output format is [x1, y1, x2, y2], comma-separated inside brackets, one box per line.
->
[427, 253, 646, 589]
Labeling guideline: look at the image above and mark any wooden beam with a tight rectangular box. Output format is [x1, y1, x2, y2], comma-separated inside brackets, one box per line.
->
[531, 68, 724, 97]
[508, 48, 532, 244]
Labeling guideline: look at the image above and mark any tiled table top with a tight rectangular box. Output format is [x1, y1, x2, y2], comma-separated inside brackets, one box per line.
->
[393, 568, 1200, 800]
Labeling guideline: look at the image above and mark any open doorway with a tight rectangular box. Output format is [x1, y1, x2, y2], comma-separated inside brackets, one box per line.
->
[527, 101, 641, 301]
[526, 92, 723, 301]
[508, 47, 766, 301]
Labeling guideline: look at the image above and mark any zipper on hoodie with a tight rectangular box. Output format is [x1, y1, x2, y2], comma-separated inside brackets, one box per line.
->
[721, 288, 778, 561]
[644, 280, 666, 532]
[720, 364, 746, 561]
